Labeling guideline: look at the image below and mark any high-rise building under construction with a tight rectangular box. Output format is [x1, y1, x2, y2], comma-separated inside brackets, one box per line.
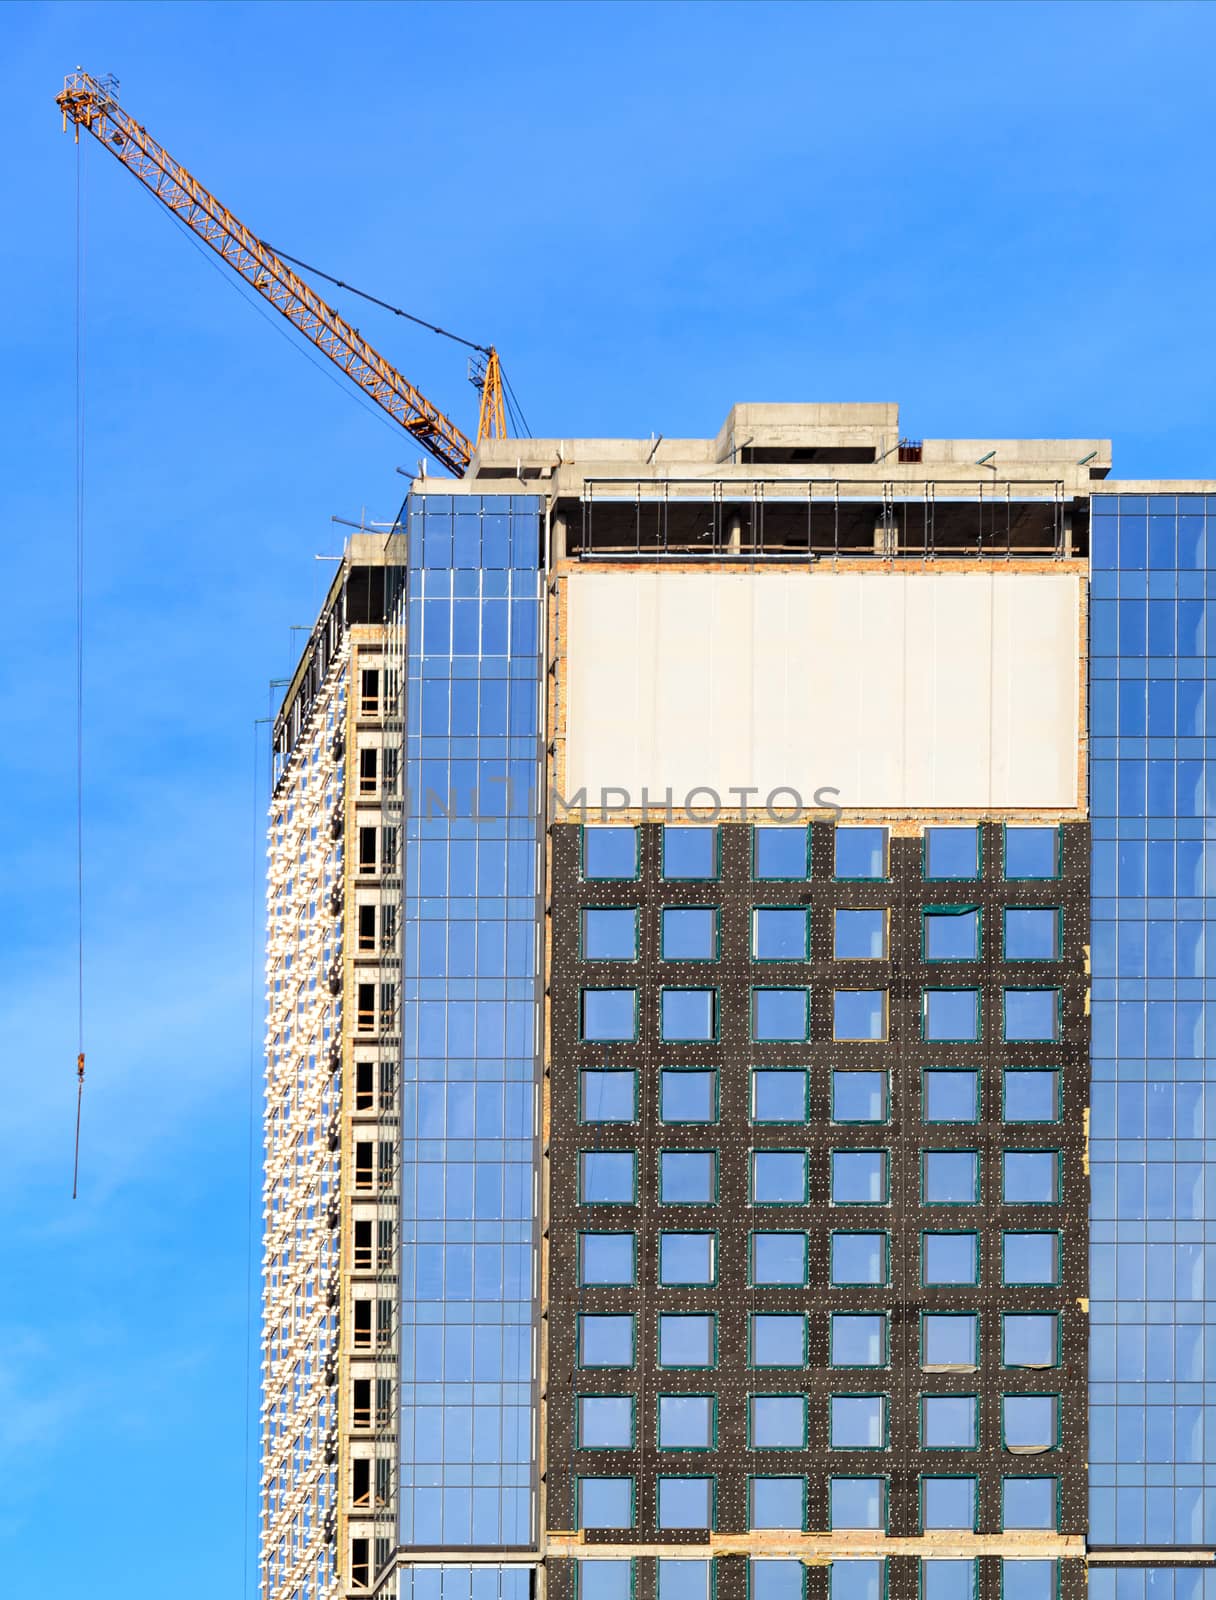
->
[262, 403, 1216, 1600]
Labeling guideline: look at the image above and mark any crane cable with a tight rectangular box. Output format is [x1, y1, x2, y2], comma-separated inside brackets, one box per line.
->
[72, 132, 87, 1199]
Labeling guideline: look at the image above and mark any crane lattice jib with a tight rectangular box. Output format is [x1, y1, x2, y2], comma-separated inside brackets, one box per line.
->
[57, 70, 474, 476]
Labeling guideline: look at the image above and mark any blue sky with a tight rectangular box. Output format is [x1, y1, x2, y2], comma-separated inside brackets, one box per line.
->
[3, 1, 1215, 1592]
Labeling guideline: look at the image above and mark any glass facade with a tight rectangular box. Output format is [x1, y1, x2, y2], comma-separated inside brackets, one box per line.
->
[398, 494, 544, 1547]
[1090, 493, 1216, 1546]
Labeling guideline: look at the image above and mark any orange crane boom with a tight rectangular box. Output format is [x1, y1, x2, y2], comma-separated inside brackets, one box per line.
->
[57, 68, 502, 477]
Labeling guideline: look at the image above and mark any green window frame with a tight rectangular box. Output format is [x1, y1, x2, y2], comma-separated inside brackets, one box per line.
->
[922, 826, 982, 882]
[752, 824, 812, 882]
[577, 1394, 637, 1450]
[751, 1148, 811, 1206]
[920, 1230, 980, 1288]
[749, 1474, 809, 1532]
[828, 1393, 889, 1451]
[657, 1312, 719, 1370]
[659, 1149, 719, 1206]
[1002, 824, 1062, 882]
[661, 905, 722, 963]
[580, 1067, 639, 1125]
[748, 1312, 809, 1370]
[660, 987, 720, 1043]
[580, 906, 640, 962]
[1001, 906, 1063, 963]
[830, 1148, 890, 1206]
[579, 1149, 639, 1206]
[829, 1312, 889, 1369]
[1002, 1065, 1062, 1125]
[922, 1065, 980, 1125]
[920, 1149, 980, 1207]
[1001, 1311, 1062, 1369]
[833, 907, 889, 960]
[919, 1393, 980, 1452]
[1000, 1393, 1061, 1453]
[919, 1474, 978, 1532]
[656, 1474, 717, 1530]
[921, 905, 982, 963]
[752, 1066, 811, 1126]
[577, 1313, 636, 1369]
[659, 1065, 720, 1125]
[658, 1230, 718, 1287]
[661, 825, 721, 882]
[749, 1392, 810, 1450]
[581, 827, 639, 882]
[656, 1393, 718, 1452]
[576, 1475, 637, 1531]
[751, 905, 812, 963]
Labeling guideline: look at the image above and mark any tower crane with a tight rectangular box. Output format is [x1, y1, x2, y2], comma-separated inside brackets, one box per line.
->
[56, 68, 506, 476]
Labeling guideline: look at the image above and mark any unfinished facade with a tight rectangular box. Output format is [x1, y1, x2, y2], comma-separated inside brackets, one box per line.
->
[263, 404, 1216, 1600]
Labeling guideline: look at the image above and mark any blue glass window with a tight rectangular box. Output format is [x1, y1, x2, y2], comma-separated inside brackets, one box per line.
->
[1002, 989, 1059, 1042]
[923, 1150, 979, 1205]
[752, 1394, 807, 1448]
[924, 907, 980, 961]
[922, 1313, 978, 1368]
[753, 1067, 809, 1124]
[923, 989, 980, 1042]
[833, 1070, 887, 1123]
[1003, 1395, 1057, 1451]
[660, 1068, 716, 1124]
[834, 828, 887, 880]
[829, 1563, 883, 1600]
[581, 1069, 636, 1124]
[581, 1151, 636, 1204]
[663, 827, 717, 880]
[579, 1314, 635, 1367]
[834, 989, 887, 1040]
[579, 1396, 634, 1448]
[922, 1395, 978, 1449]
[830, 1231, 887, 1285]
[750, 1476, 806, 1530]
[1001, 1232, 1058, 1286]
[661, 989, 717, 1041]
[924, 827, 980, 880]
[660, 1150, 716, 1204]
[1002, 1313, 1058, 1368]
[924, 1067, 979, 1124]
[830, 1477, 885, 1529]
[831, 1150, 888, 1204]
[751, 1313, 806, 1368]
[1002, 1151, 1059, 1204]
[578, 1562, 632, 1600]
[582, 989, 637, 1041]
[754, 988, 811, 1041]
[830, 1395, 885, 1448]
[753, 1231, 810, 1286]
[580, 1233, 635, 1286]
[753, 1150, 808, 1204]
[659, 1232, 716, 1286]
[583, 828, 638, 880]
[922, 1562, 976, 1600]
[753, 826, 810, 881]
[1003, 1068, 1058, 1124]
[655, 1478, 713, 1530]
[578, 1478, 634, 1530]
[751, 1562, 805, 1600]
[662, 907, 718, 961]
[830, 1313, 886, 1367]
[922, 1476, 976, 1530]
[583, 907, 638, 960]
[1001, 1477, 1057, 1530]
[658, 1396, 714, 1450]
[753, 907, 810, 961]
[1003, 908, 1059, 961]
[923, 1232, 979, 1286]
[1004, 827, 1059, 880]
[657, 1314, 716, 1368]
[834, 908, 887, 958]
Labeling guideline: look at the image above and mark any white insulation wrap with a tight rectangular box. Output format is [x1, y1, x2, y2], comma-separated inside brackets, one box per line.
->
[563, 569, 1082, 812]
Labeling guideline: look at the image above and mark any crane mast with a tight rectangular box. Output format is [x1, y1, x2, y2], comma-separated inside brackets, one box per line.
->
[57, 68, 504, 477]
